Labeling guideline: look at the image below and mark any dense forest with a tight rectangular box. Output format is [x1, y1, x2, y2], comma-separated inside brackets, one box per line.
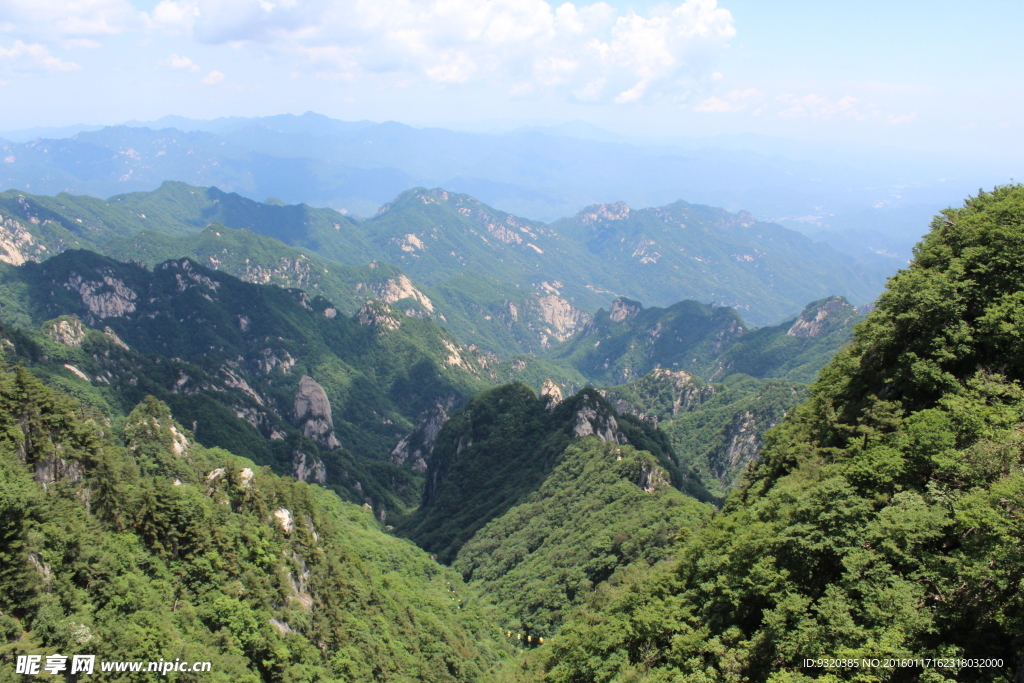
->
[508, 185, 1024, 682]
[1, 182, 1022, 682]
[0, 369, 510, 682]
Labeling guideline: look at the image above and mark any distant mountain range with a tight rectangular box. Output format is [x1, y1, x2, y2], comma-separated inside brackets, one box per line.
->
[2, 169, 1019, 680]
[3, 112, 1017, 683]
[0, 173, 870, 509]
[0, 172, 873, 549]
[0, 111, 974, 266]
[0, 181, 884, 328]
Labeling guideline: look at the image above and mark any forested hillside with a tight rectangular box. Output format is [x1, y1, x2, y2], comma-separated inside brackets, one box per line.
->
[399, 383, 713, 564]
[601, 370, 807, 493]
[513, 185, 1024, 682]
[0, 181, 884, 332]
[545, 295, 863, 386]
[0, 367, 510, 682]
[0, 168, 961, 683]
[452, 439, 712, 638]
[0, 249, 499, 516]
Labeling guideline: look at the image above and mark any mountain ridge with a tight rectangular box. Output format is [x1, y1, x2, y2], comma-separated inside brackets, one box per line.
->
[0, 181, 885, 327]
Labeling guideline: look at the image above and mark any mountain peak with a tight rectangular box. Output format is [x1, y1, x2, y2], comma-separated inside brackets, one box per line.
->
[609, 296, 643, 322]
[786, 295, 853, 338]
[576, 201, 631, 224]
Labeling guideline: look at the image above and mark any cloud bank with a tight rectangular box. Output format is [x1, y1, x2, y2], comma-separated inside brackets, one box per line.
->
[143, 0, 735, 103]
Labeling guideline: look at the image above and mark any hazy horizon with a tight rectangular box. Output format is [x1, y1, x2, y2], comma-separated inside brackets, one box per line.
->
[1, 0, 1020, 164]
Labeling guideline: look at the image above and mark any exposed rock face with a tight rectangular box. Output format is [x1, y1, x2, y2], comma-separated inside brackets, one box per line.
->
[168, 424, 189, 457]
[286, 551, 314, 609]
[293, 376, 341, 450]
[577, 201, 632, 224]
[292, 450, 327, 484]
[709, 410, 760, 484]
[711, 318, 745, 355]
[274, 508, 295, 534]
[221, 367, 264, 406]
[630, 237, 661, 264]
[355, 301, 402, 331]
[365, 274, 435, 312]
[102, 326, 129, 350]
[535, 295, 591, 346]
[540, 379, 563, 411]
[787, 295, 852, 338]
[441, 339, 471, 369]
[601, 368, 716, 429]
[390, 400, 454, 473]
[571, 393, 626, 444]
[162, 259, 220, 293]
[65, 272, 137, 319]
[656, 369, 708, 415]
[63, 364, 90, 381]
[609, 297, 643, 323]
[47, 317, 87, 346]
[241, 255, 313, 289]
[256, 348, 296, 375]
[35, 457, 83, 490]
[0, 216, 46, 265]
[636, 459, 668, 493]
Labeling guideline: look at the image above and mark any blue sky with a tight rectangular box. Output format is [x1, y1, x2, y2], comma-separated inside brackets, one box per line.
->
[0, 0, 1020, 163]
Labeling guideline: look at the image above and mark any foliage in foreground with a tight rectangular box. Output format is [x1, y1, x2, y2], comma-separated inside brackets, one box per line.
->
[0, 368, 510, 682]
[516, 186, 1024, 682]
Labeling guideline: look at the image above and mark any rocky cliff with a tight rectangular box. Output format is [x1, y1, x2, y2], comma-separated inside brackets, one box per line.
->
[294, 375, 341, 450]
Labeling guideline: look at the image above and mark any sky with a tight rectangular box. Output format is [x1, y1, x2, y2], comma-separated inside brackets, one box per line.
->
[0, 0, 1021, 165]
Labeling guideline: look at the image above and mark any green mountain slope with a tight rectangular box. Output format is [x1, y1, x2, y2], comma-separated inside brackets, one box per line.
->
[519, 186, 1024, 681]
[710, 295, 868, 383]
[399, 383, 713, 564]
[544, 294, 859, 387]
[553, 199, 884, 323]
[96, 223, 451, 326]
[601, 370, 807, 494]
[0, 367, 509, 681]
[106, 182, 373, 264]
[364, 189, 575, 288]
[0, 185, 598, 357]
[0, 315, 429, 517]
[452, 439, 712, 638]
[543, 297, 746, 385]
[3, 181, 882, 338]
[0, 250, 503, 516]
[97, 224, 598, 361]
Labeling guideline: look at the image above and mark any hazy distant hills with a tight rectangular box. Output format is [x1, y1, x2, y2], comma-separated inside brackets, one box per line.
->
[0, 181, 885, 328]
[0, 175, 869, 505]
[0, 111, 959, 266]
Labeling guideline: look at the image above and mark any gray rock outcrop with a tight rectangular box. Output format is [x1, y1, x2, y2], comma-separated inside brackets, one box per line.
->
[540, 380, 563, 411]
[294, 376, 341, 450]
[390, 401, 453, 473]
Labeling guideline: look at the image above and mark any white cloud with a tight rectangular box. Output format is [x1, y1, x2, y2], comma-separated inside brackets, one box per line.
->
[0, 40, 80, 72]
[160, 52, 201, 71]
[149, 0, 200, 33]
[0, 0, 140, 38]
[694, 87, 760, 112]
[201, 69, 224, 84]
[144, 0, 736, 103]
